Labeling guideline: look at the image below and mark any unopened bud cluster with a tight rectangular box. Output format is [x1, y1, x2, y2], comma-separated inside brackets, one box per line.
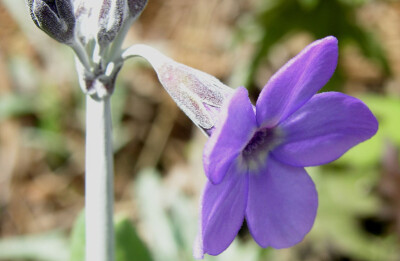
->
[27, 0, 236, 132]
[27, 0, 76, 44]
[27, 0, 147, 98]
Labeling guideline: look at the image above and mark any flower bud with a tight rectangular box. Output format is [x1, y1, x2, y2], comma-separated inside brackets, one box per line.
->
[97, 0, 125, 48]
[26, 0, 75, 44]
[26, 0, 148, 98]
[127, 0, 147, 20]
[72, 0, 147, 53]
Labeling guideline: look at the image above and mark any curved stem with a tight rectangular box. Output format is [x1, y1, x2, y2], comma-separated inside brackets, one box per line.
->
[121, 43, 167, 68]
[107, 17, 134, 62]
[71, 41, 92, 71]
[85, 94, 115, 261]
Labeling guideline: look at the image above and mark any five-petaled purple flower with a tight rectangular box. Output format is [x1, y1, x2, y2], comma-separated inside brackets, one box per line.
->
[195, 36, 378, 257]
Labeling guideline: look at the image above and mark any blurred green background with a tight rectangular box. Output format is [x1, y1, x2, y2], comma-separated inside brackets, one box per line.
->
[0, 0, 400, 260]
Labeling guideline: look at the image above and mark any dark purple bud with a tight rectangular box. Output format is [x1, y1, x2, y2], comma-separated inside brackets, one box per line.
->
[127, 0, 147, 19]
[27, 0, 75, 44]
[97, 0, 125, 48]
[26, 0, 40, 27]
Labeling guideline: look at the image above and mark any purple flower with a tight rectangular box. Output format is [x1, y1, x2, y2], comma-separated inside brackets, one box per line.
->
[195, 36, 378, 257]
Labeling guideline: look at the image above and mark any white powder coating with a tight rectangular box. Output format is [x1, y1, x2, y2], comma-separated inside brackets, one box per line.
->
[159, 63, 234, 129]
[72, 0, 103, 44]
[122, 44, 235, 130]
[72, 0, 126, 45]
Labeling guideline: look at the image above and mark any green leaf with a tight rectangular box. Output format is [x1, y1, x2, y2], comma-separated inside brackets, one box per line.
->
[308, 167, 399, 261]
[240, 0, 390, 90]
[115, 215, 153, 261]
[0, 231, 69, 261]
[134, 169, 180, 261]
[298, 0, 319, 10]
[0, 94, 36, 122]
[69, 211, 85, 261]
[69, 211, 153, 261]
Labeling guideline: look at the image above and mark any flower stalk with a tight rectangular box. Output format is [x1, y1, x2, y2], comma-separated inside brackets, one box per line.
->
[85, 93, 115, 261]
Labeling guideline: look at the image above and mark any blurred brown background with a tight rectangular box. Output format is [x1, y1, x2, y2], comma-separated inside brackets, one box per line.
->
[0, 0, 400, 260]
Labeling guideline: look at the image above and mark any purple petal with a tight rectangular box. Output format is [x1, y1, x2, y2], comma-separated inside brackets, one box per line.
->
[246, 156, 318, 248]
[256, 36, 338, 128]
[272, 92, 378, 167]
[199, 160, 248, 256]
[203, 87, 257, 184]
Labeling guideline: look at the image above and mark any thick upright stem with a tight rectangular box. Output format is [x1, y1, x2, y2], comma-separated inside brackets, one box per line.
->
[85, 95, 114, 261]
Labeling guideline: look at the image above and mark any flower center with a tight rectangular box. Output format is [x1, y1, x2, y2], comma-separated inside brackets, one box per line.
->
[243, 128, 275, 157]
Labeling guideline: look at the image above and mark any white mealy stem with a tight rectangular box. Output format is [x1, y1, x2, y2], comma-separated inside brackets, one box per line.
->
[85, 95, 115, 261]
[71, 41, 92, 71]
[121, 43, 166, 68]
